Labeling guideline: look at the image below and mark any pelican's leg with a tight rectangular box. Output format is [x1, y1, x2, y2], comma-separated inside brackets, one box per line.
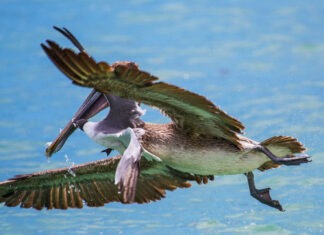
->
[256, 146, 310, 165]
[245, 172, 283, 211]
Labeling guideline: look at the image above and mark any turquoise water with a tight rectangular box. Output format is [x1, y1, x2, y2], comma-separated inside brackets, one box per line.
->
[0, 1, 323, 234]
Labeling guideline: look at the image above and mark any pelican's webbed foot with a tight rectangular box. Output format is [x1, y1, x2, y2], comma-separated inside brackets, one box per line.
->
[257, 146, 311, 166]
[245, 172, 283, 211]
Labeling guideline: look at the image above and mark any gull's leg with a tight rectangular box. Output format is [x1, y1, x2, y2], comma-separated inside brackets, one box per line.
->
[245, 172, 283, 211]
[256, 146, 310, 165]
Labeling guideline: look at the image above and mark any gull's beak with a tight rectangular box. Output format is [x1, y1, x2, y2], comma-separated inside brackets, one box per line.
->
[45, 89, 108, 157]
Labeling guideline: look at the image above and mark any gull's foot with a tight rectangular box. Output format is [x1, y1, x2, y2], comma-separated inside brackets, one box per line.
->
[257, 146, 311, 166]
[245, 172, 284, 211]
[101, 148, 113, 157]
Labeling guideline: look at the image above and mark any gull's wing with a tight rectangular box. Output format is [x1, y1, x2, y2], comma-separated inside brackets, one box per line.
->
[0, 156, 196, 210]
[41, 33, 245, 149]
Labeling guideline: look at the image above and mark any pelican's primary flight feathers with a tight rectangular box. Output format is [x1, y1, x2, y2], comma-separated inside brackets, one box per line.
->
[0, 27, 310, 211]
[1, 156, 213, 210]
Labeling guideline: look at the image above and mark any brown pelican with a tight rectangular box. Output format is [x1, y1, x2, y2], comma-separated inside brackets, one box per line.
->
[0, 27, 310, 211]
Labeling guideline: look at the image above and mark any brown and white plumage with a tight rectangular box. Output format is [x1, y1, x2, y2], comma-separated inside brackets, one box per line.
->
[41, 40, 245, 149]
[0, 155, 215, 210]
[0, 27, 310, 211]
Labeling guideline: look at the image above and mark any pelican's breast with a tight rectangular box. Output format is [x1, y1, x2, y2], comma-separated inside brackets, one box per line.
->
[142, 123, 270, 175]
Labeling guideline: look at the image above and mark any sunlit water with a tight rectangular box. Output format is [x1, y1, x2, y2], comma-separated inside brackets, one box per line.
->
[0, 1, 323, 234]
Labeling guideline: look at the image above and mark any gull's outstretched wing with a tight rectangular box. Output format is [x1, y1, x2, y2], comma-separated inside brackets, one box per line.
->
[41, 29, 245, 149]
[0, 156, 195, 210]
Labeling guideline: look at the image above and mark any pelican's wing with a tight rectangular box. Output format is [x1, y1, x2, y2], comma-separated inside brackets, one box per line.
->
[41, 39, 245, 149]
[0, 156, 196, 210]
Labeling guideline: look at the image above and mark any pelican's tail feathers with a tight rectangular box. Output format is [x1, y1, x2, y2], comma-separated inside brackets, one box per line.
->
[261, 136, 306, 153]
[258, 136, 306, 171]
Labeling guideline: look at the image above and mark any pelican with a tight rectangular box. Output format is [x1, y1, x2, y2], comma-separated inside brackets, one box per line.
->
[0, 27, 310, 211]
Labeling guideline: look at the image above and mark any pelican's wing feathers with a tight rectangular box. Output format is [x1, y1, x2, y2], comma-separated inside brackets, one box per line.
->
[0, 156, 197, 210]
[41, 39, 244, 149]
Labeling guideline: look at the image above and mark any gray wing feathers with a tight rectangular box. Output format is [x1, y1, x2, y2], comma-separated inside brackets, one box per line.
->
[114, 128, 142, 203]
[104, 94, 145, 129]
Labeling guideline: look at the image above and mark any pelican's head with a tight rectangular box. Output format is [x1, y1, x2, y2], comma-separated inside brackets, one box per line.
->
[45, 90, 108, 157]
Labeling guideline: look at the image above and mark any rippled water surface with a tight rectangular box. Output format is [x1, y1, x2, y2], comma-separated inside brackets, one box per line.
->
[0, 1, 323, 234]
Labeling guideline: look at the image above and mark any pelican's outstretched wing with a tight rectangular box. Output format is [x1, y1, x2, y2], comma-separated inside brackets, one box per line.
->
[0, 156, 196, 210]
[41, 28, 245, 149]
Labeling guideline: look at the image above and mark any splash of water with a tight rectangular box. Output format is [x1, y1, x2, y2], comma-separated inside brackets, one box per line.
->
[64, 154, 76, 177]
[45, 141, 52, 147]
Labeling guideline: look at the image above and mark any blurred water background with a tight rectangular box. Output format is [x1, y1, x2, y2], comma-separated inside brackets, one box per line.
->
[0, 1, 323, 234]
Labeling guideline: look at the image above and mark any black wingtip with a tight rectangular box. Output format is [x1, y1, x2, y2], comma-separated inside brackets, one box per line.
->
[40, 43, 47, 50]
[52, 26, 85, 52]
